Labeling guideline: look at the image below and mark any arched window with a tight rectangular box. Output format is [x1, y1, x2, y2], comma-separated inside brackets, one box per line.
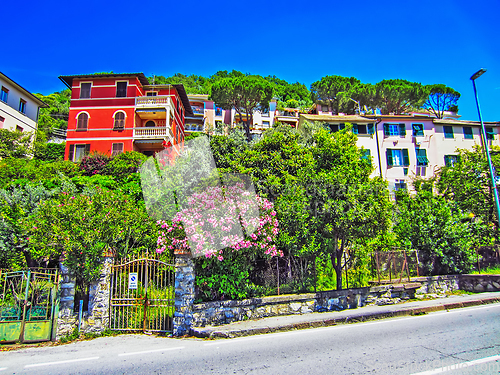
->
[77, 113, 88, 130]
[114, 112, 125, 129]
[145, 120, 156, 127]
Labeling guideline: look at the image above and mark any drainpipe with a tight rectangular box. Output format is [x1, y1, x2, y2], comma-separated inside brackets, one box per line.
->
[375, 117, 383, 177]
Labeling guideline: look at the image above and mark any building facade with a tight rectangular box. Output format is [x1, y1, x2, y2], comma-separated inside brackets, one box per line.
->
[59, 73, 193, 161]
[298, 113, 500, 191]
[0, 71, 48, 135]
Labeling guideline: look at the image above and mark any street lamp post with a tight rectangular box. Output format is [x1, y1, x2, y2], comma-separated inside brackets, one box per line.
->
[470, 68, 500, 227]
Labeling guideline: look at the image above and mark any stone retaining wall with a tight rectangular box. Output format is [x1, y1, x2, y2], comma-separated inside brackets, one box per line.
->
[191, 275, 500, 328]
[192, 283, 420, 327]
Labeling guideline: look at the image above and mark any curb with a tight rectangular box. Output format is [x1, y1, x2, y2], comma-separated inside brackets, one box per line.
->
[192, 296, 500, 339]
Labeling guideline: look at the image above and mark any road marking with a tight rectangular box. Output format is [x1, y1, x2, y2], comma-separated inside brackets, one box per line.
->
[118, 346, 185, 356]
[410, 354, 500, 374]
[0, 368, 7, 371]
[25, 356, 99, 368]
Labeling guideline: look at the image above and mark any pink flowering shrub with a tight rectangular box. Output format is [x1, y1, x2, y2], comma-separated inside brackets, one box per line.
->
[156, 183, 281, 260]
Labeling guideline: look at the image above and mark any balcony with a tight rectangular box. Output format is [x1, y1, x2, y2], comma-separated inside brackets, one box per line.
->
[136, 95, 173, 108]
[191, 106, 204, 115]
[133, 126, 173, 139]
[185, 123, 204, 132]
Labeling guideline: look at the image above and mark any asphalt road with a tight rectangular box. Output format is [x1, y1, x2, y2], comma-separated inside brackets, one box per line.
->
[1, 303, 499, 374]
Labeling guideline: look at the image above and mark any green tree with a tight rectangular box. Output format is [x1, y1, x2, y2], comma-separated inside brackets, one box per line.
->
[393, 187, 485, 275]
[0, 129, 33, 158]
[423, 84, 461, 118]
[436, 145, 500, 230]
[311, 75, 361, 114]
[210, 75, 274, 142]
[374, 79, 429, 114]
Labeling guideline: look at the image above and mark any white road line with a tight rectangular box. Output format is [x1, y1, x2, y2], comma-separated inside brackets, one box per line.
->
[118, 346, 185, 356]
[411, 354, 500, 375]
[25, 356, 99, 368]
[0, 368, 7, 371]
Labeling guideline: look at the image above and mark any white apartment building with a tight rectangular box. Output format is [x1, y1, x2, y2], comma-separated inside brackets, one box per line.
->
[0, 72, 48, 134]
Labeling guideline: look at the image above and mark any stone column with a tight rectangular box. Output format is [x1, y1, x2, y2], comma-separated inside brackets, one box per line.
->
[56, 261, 77, 339]
[86, 256, 114, 333]
[173, 249, 195, 336]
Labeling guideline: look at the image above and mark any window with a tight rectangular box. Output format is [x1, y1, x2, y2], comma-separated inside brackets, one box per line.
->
[19, 99, 26, 114]
[69, 144, 90, 162]
[0, 87, 8, 103]
[353, 124, 367, 135]
[395, 180, 407, 191]
[16, 125, 23, 132]
[77, 113, 88, 130]
[416, 148, 428, 166]
[386, 148, 410, 167]
[146, 91, 157, 96]
[327, 123, 338, 132]
[444, 155, 459, 167]
[262, 121, 270, 127]
[261, 107, 270, 117]
[116, 82, 127, 97]
[412, 124, 424, 137]
[0, 116, 4, 129]
[112, 143, 124, 156]
[145, 120, 155, 127]
[443, 126, 454, 139]
[114, 112, 125, 129]
[463, 127, 473, 139]
[361, 149, 371, 161]
[384, 123, 406, 137]
[416, 148, 428, 176]
[215, 107, 223, 116]
[321, 105, 329, 112]
[367, 123, 375, 135]
[485, 127, 494, 140]
[80, 83, 91, 99]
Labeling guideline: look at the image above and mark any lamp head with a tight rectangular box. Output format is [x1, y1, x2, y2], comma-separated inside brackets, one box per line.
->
[471, 68, 487, 80]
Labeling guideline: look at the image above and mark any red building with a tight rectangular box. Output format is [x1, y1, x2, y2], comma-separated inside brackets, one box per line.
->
[59, 73, 193, 161]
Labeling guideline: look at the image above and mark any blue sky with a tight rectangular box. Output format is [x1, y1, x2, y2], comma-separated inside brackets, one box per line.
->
[3, 0, 499, 121]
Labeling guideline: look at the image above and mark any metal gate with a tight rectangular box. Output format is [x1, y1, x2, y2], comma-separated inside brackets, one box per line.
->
[0, 269, 59, 343]
[110, 257, 175, 333]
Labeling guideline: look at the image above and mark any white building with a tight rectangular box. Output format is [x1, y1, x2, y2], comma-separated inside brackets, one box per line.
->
[0, 71, 48, 135]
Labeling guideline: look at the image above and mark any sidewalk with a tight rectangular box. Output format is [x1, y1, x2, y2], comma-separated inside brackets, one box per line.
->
[191, 292, 500, 339]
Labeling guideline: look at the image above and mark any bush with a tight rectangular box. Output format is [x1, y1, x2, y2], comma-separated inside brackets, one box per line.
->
[0, 158, 81, 189]
[79, 152, 113, 176]
[105, 151, 147, 180]
[35, 142, 66, 161]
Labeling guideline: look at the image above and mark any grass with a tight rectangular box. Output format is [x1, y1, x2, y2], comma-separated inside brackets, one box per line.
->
[471, 265, 500, 275]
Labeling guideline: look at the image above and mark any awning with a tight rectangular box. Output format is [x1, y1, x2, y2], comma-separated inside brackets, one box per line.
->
[136, 108, 166, 113]
[417, 155, 429, 164]
[134, 139, 163, 144]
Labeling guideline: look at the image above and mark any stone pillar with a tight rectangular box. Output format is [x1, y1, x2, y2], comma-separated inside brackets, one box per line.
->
[57, 261, 77, 339]
[86, 256, 113, 333]
[173, 249, 195, 336]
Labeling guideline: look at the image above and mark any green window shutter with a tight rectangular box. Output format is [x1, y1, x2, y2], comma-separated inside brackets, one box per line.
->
[69, 144, 74, 162]
[384, 123, 390, 137]
[339, 123, 345, 130]
[402, 149, 410, 166]
[444, 155, 450, 167]
[399, 123, 406, 137]
[416, 148, 428, 166]
[412, 124, 424, 136]
[361, 149, 371, 160]
[486, 127, 494, 140]
[386, 149, 393, 166]
[352, 123, 358, 134]
[367, 123, 375, 135]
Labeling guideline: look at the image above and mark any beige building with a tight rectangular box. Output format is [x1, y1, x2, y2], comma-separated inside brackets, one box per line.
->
[298, 113, 500, 191]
